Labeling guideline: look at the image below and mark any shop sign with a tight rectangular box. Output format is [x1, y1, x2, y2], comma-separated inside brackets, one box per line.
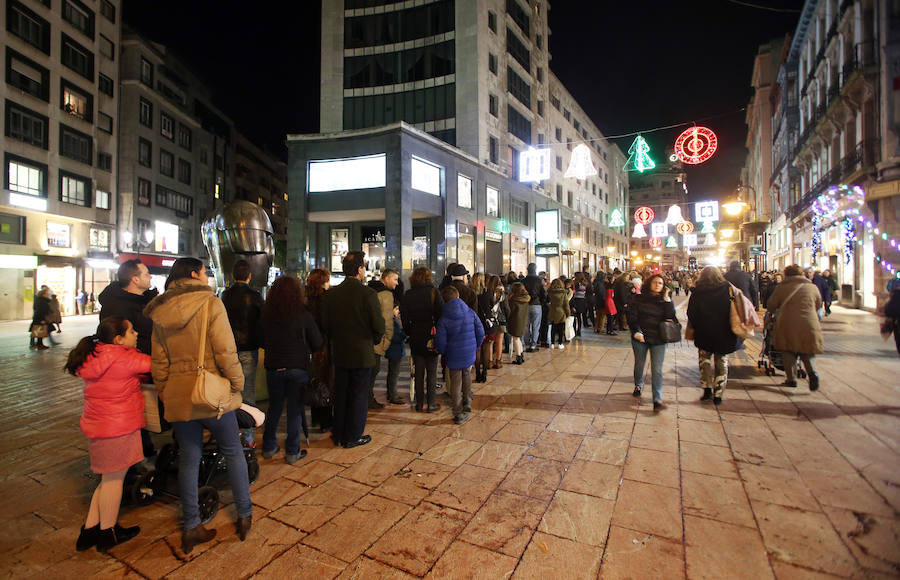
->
[47, 222, 71, 248]
[749, 244, 765, 255]
[535, 209, 559, 244]
[458, 223, 474, 236]
[485, 230, 503, 242]
[308, 153, 386, 193]
[519, 148, 551, 182]
[361, 226, 386, 244]
[154, 221, 179, 254]
[0, 254, 38, 269]
[536, 243, 559, 257]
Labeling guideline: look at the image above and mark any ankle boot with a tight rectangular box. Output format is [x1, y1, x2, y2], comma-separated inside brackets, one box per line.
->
[182, 524, 216, 554]
[76, 524, 99, 552]
[236, 515, 252, 541]
[96, 523, 140, 552]
[700, 388, 712, 401]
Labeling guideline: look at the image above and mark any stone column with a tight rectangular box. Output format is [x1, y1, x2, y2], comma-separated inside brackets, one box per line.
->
[286, 142, 309, 277]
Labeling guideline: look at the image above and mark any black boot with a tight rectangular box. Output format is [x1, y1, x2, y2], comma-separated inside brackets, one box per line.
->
[76, 524, 99, 552]
[700, 388, 712, 402]
[96, 524, 140, 552]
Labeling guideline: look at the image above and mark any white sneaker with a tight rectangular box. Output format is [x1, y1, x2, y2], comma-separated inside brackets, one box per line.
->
[549, 344, 556, 349]
[559, 344, 565, 350]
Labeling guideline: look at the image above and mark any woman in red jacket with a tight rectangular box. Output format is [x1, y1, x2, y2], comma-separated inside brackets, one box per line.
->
[65, 317, 150, 553]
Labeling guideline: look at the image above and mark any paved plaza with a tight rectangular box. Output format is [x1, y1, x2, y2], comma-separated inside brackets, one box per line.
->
[1, 299, 898, 579]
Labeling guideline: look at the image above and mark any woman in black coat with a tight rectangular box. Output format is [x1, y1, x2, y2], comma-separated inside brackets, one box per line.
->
[400, 267, 443, 412]
[626, 274, 677, 411]
[687, 266, 739, 405]
[30, 288, 52, 349]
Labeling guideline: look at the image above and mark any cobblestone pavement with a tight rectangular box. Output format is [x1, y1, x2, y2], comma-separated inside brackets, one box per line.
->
[2, 300, 898, 579]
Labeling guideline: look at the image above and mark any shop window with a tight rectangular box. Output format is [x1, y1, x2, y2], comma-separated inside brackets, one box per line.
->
[330, 228, 349, 274]
[89, 227, 110, 251]
[411, 156, 442, 196]
[486, 185, 499, 217]
[457, 174, 472, 209]
[47, 222, 71, 248]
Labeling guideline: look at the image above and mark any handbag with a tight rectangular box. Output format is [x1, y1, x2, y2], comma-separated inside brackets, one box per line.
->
[30, 323, 48, 338]
[191, 299, 234, 419]
[303, 376, 333, 407]
[729, 286, 755, 339]
[659, 319, 682, 343]
[564, 316, 575, 340]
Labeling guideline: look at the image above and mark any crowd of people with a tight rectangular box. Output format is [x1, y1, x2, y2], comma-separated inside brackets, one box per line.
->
[64, 251, 846, 556]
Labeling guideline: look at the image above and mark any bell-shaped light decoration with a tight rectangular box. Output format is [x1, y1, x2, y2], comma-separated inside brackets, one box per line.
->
[665, 204, 685, 225]
[704, 233, 717, 246]
[632, 223, 647, 238]
[565, 144, 598, 179]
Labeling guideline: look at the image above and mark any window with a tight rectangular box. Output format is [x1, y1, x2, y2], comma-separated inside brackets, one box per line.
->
[343, 83, 456, 130]
[556, 156, 562, 170]
[98, 73, 113, 96]
[510, 198, 528, 225]
[536, 34, 543, 49]
[488, 11, 497, 32]
[62, 0, 94, 38]
[488, 53, 498, 74]
[506, 27, 530, 72]
[563, 108, 571, 121]
[0, 213, 26, 244]
[59, 124, 92, 165]
[507, 66, 531, 108]
[138, 138, 151, 167]
[200, 148, 209, 165]
[7, 1, 50, 54]
[411, 156, 442, 196]
[100, 0, 115, 22]
[178, 124, 192, 150]
[536, 68, 544, 83]
[99, 35, 114, 60]
[507, 104, 531, 144]
[97, 112, 112, 133]
[137, 178, 151, 206]
[5, 101, 48, 149]
[89, 228, 110, 251]
[139, 98, 152, 127]
[555, 184, 562, 202]
[140, 57, 153, 86]
[59, 171, 90, 206]
[155, 185, 193, 215]
[47, 222, 71, 248]
[97, 151, 111, 171]
[160, 149, 174, 177]
[343, 1, 454, 48]
[537, 100, 544, 117]
[61, 33, 94, 81]
[489, 136, 499, 164]
[178, 159, 191, 185]
[160, 112, 174, 140]
[486, 185, 499, 217]
[537, 133, 544, 145]
[550, 94, 560, 110]
[506, 0, 530, 35]
[489, 94, 498, 117]
[95, 189, 109, 209]
[457, 174, 473, 208]
[6, 48, 50, 101]
[567, 190, 573, 207]
[6, 154, 46, 197]
[61, 80, 92, 122]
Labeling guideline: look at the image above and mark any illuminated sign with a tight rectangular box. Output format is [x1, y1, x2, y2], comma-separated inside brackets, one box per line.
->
[633, 206, 654, 225]
[564, 144, 598, 179]
[9, 192, 47, 212]
[682, 233, 698, 247]
[519, 148, 551, 182]
[0, 254, 38, 269]
[485, 230, 503, 242]
[457, 174, 472, 208]
[411, 156, 442, 196]
[47, 222, 71, 248]
[676, 221, 695, 235]
[536, 243, 559, 257]
[154, 221, 179, 254]
[608, 209, 625, 227]
[535, 209, 559, 244]
[650, 222, 669, 238]
[695, 201, 720, 222]
[308, 154, 386, 192]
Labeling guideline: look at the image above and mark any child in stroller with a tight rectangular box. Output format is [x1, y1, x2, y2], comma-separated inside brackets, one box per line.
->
[127, 405, 263, 524]
[757, 311, 807, 380]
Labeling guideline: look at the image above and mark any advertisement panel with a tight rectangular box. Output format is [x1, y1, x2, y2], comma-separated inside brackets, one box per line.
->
[535, 209, 559, 244]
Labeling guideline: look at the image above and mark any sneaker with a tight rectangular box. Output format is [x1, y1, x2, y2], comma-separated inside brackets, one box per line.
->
[558, 344, 565, 351]
[632, 386, 642, 397]
[549, 344, 556, 349]
[261, 445, 280, 460]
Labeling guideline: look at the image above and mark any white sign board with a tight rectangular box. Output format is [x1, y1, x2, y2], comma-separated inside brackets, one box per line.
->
[519, 148, 551, 182]
[308, 154, 386, 192]
[682, 233, 697, 247]
[695, 200, 720, 223]
[535, 209, 560, 244]
[650, 222, 669, 238]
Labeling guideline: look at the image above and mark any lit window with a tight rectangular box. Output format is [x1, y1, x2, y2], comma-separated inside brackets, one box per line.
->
[96, 189, 110, 209]
[486, 186, 499, 217]
[457, 174, 472, 208]
[63, 86, 89, 120]
[411, 156, 442, 196]
[8, 160, 44, 196]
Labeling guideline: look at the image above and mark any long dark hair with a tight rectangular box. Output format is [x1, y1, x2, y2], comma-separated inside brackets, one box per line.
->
[264, 275, 305, 321]
[64, 317, 130, 375]
[164, 257, 204, 289]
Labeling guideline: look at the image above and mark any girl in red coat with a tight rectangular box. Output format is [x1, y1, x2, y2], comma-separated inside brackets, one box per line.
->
[65, 317, 150, 553]
[605, 286, 618, 335]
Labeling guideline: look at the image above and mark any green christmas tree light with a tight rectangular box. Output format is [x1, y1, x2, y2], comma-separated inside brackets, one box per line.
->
[700, 220, 716, 234]
[665, 235, 678, 248]
[608, 208, 625, 227]
[623, 135, 656, 173]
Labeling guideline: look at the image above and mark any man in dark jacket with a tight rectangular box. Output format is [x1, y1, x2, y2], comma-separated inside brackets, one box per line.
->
[724, 261, 759, 310]
[811, 271, 831, 316]
[448, 263, 477, 309]
[593, 272, 607, 332]
[322, 251, 386, 449]
[523, 263, 547, 351]
[221, 260, 264, 443]
[821, 270, 838, 315]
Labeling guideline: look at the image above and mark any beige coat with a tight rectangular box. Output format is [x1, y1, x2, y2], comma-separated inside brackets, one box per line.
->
[766, 275, 824, 355]
[145, 279, 243, 422]
[373, 289, 395, 356]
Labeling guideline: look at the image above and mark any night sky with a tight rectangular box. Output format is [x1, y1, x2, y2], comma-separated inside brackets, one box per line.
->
[122, 0, 802, 201]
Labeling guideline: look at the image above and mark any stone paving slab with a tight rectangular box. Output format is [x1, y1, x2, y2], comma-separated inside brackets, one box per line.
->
[1, 302, 898, 578]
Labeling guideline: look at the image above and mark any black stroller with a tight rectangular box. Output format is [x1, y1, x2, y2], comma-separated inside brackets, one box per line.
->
[127, 408, 261, 524]
[757, 311, 807, 379]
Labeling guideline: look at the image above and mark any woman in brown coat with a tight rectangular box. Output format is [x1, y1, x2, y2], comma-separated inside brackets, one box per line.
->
[766, 264, 824, 390]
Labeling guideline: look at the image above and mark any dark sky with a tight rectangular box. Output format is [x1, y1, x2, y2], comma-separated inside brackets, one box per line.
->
[123, 0, 801, 201]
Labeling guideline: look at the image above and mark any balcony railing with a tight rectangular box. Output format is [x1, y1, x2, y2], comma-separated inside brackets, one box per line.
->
[790, 140, 880, 218]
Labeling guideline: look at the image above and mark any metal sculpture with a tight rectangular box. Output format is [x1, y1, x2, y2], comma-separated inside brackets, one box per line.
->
[202, 200, 275, 291]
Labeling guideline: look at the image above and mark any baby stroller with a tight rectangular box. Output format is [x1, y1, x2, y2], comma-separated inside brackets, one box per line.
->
[127, 407, 262, 524]
[757, 311, 807, 379]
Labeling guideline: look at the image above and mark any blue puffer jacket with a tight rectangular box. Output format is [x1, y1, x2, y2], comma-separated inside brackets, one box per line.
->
[435, 298, 484, 370]
[385, 317, 407, 360]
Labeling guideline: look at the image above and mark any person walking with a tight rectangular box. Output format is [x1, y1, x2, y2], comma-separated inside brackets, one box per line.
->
[812, 270, 831, 317]
[548, 278, 572, 349]
[30, 287, 52, 350]
[766, 264, 823, 390]
[687, 267, 740, 405]
[68, 317, 148, 552]
[506, 282, 530, 364]
[627, 273, 677, 411]
[368, 269, 401, 408]
[435, 286, 484, 425]
[884, 280, 900, 356]
[260, 276, 323, 464]
[76, 289, 87, 315]
[488, 275, 508, 368]
[401, 267, 443, 412]
[221, 260, 264, 445]
[823, 270, 838, 314]
[522, 263, 546, 352]
[305, 269, 334, 431]
[538, 273, 551, 348]
[724, 261, 760, 310]
[322, 252, 385, 449]
[145, 258, 251, 554]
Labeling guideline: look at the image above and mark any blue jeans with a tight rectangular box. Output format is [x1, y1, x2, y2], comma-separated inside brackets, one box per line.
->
[237, 350, 258, 443]
[264, 368, 308, 455]
[173, 412, 251, 530]
[525, 305, 542, 348]
[631, 339, 667, 402]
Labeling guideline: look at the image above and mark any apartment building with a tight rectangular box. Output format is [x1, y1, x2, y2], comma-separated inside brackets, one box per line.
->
[1, 0, 120, 320]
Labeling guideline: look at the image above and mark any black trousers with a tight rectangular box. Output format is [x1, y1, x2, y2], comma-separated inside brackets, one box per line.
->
[333, 367, 371, 445]
[551, 322, 565, 344]
[539, 304, 550, 345]
[412, 353, 439, 407]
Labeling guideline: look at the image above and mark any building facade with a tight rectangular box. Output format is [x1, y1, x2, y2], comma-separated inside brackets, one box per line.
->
[1, 0, 121, 320]
[628, 158, 689, 271]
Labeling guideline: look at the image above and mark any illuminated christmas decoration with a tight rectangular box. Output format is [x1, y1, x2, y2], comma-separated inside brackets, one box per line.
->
[843, 218, 855, 265]
[650, 222, 669, 238]
[674, 126, 718, 165]
[649, 237, 663, 248]
[669, 154, 679, 162]
[664, 204, 685, 225]
[665, 235, 678, 248]
[632, 223, 647, 238]
[704, 233, 717, 246]
[519, 148, 552, 182]
[565, 144, 598, 179]
[608, 208, 625, 228]
[623, 135, 656, 173]
[695, 201, 720, 222]
[700, 221, 716, 234]
[634, 206, 655, 225]
[676, 221, 694, 235]
[683, 233, 698, 247]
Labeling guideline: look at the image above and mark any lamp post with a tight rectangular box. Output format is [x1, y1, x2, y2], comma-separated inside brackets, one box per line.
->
[122, 229, 154, 258]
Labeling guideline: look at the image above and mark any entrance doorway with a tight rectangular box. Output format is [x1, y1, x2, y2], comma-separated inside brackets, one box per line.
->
[485, 232, 502, 275]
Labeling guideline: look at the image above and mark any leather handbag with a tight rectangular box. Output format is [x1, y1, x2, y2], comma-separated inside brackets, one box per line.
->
[303, 376, 333, 407]
[191, 300, 234, 419]
[30, 323, 48, 338]
[658, 319, 682, 343]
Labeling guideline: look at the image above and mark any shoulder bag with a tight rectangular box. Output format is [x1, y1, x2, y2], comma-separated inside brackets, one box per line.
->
[729, 286, 756, 339]
[658, 318, 682, 343]
[191, 299, 234, 419]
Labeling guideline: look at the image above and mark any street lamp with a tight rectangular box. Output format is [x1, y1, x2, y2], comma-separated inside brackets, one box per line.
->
[723, 184, 753, 216]
[122, 229, 154, 257]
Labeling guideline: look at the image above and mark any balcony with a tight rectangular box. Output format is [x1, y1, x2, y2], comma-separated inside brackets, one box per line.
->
[790, 140, 879, 218]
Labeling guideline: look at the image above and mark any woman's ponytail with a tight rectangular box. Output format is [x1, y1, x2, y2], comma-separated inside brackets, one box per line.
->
[64, 317, 130, 375]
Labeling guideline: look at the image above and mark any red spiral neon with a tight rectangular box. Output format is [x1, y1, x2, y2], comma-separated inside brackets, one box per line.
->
[674, 126, 718, 165]
[633, 206, 655, 225]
